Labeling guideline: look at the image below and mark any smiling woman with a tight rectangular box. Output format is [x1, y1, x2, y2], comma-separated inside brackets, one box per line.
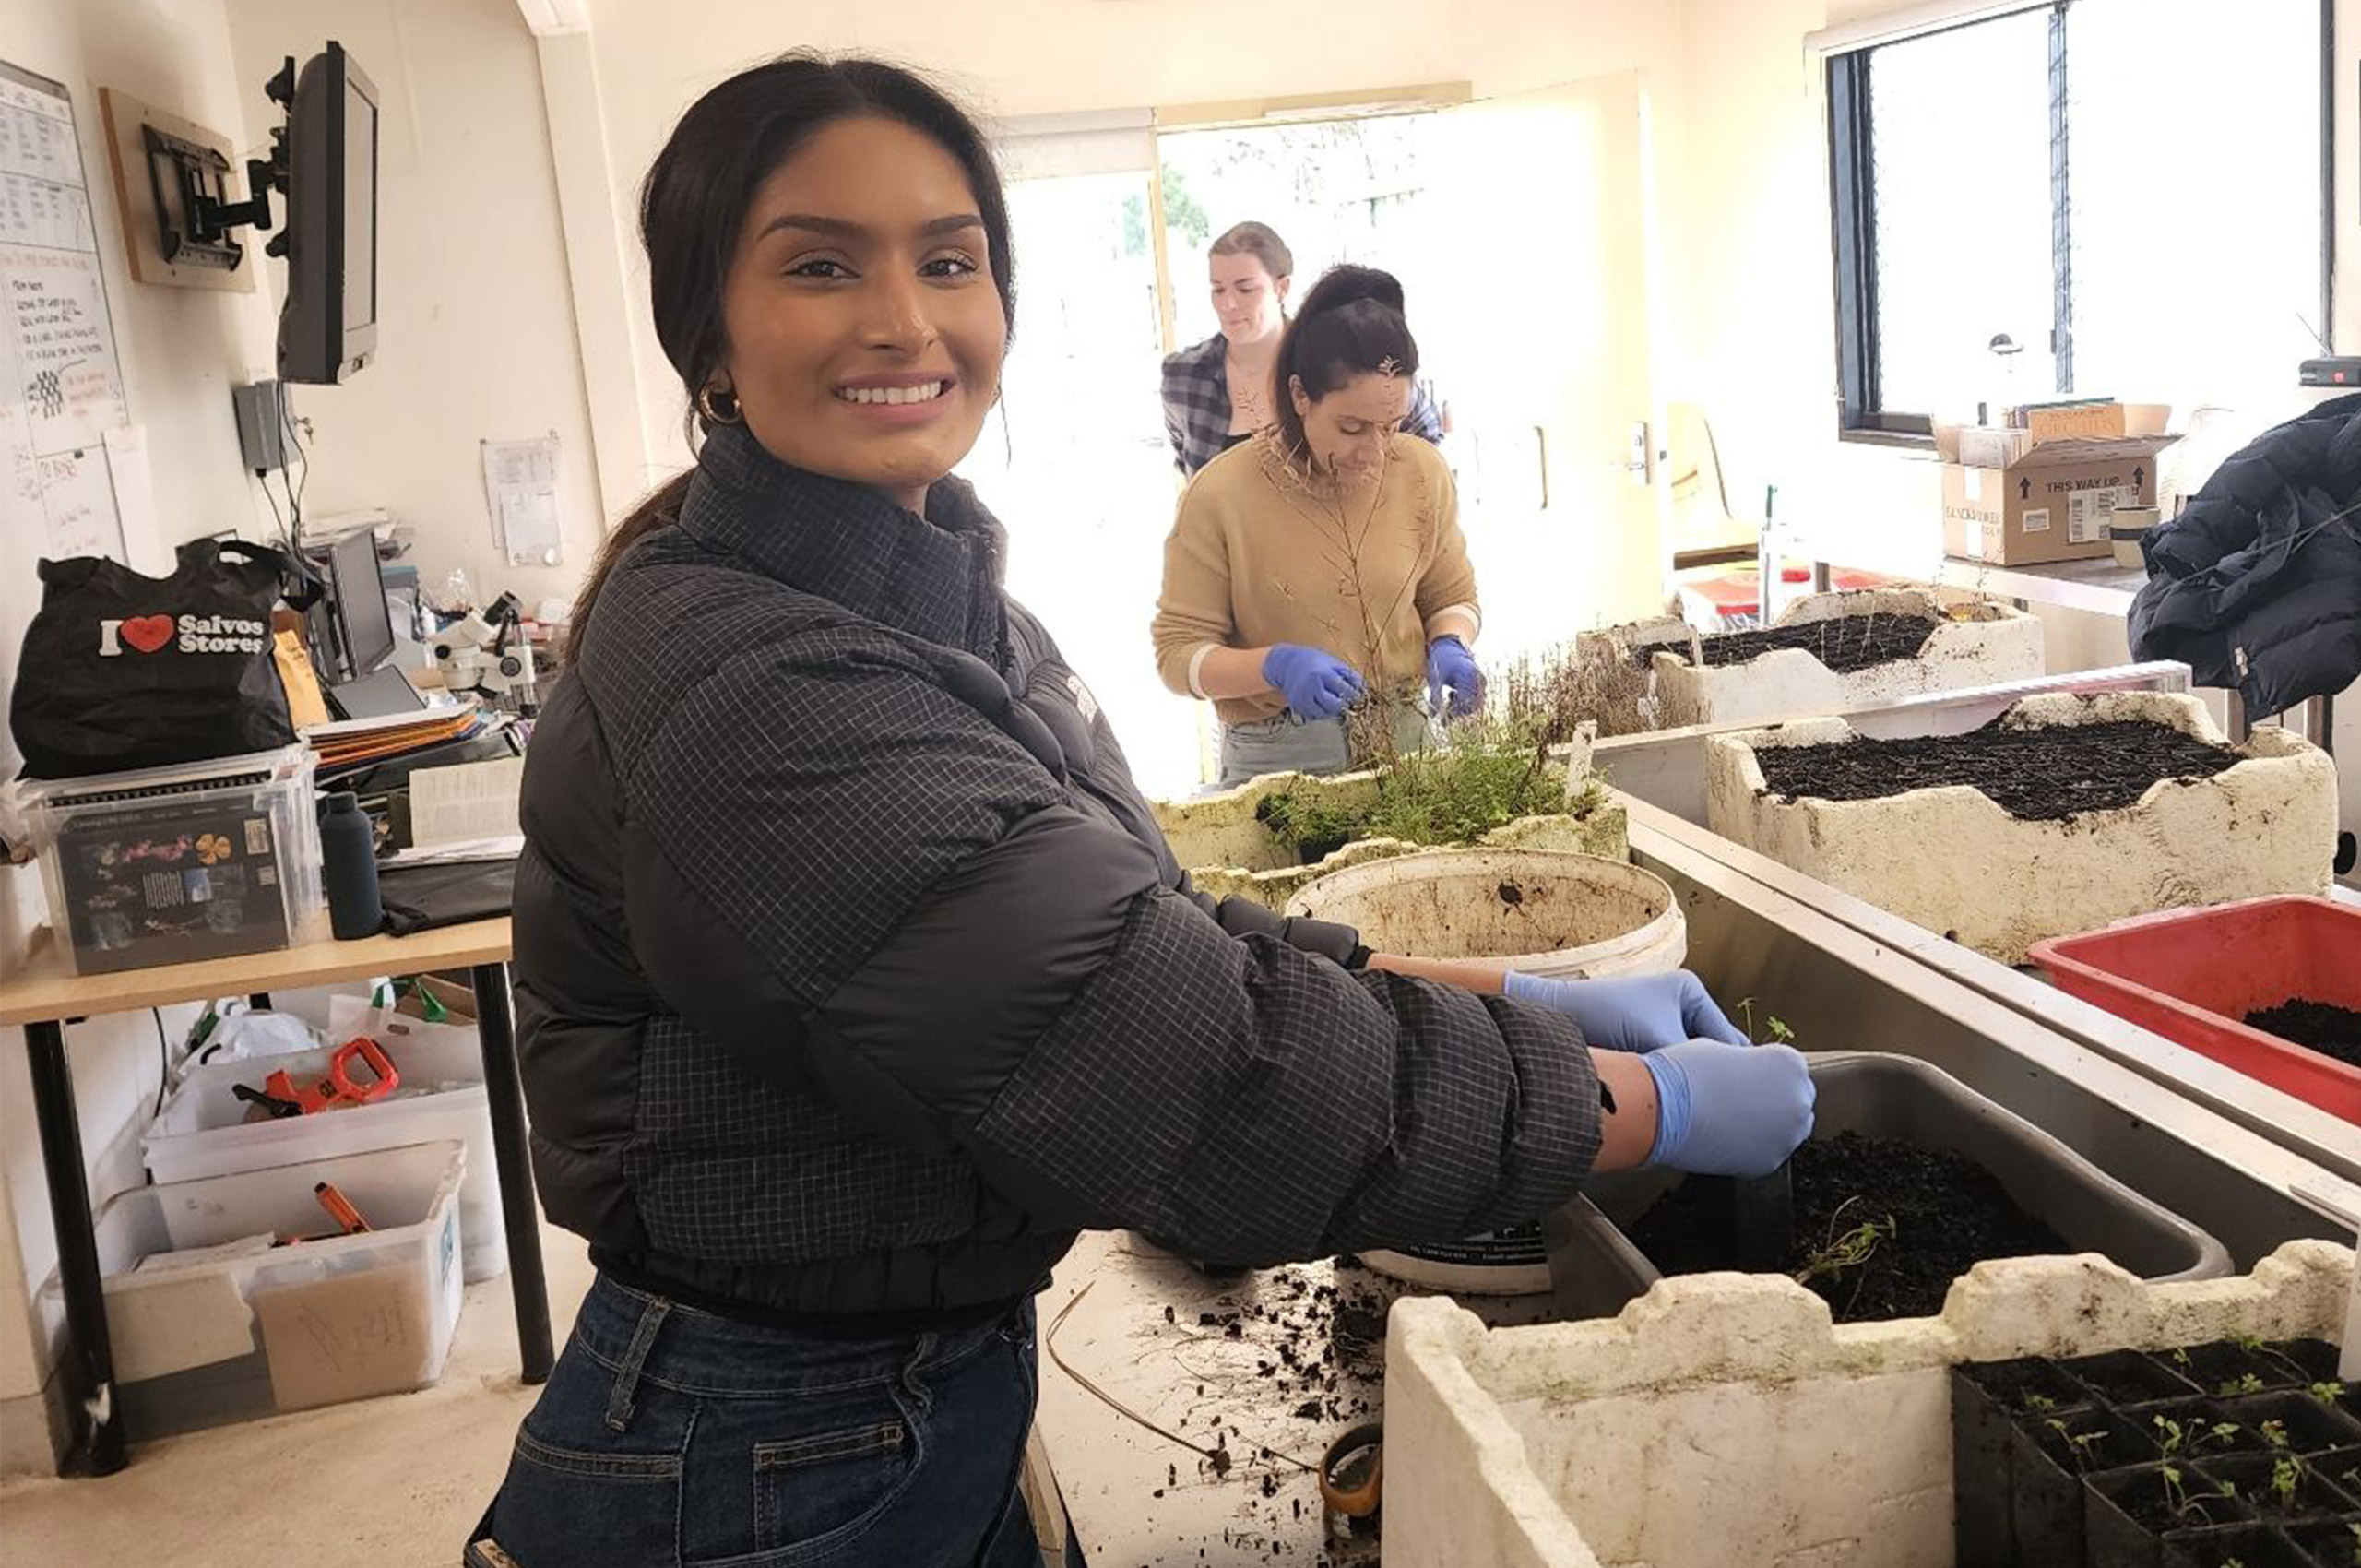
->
[478, 48, 1807, 1568]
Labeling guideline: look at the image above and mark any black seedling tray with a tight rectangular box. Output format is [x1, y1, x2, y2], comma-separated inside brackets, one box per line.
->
[1952, 1336, 2361, 1567]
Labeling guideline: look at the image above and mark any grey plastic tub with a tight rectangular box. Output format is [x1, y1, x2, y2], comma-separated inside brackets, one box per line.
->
[1542, 1051, 2235, 1322]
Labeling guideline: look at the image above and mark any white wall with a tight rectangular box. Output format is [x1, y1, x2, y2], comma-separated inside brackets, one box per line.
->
[0, 0, 278, 1471]
[226, 0, 606, 611]
[572, 0, 1691, 485]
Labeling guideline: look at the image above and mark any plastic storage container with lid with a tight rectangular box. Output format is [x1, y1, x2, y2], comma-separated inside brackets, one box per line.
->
[18, 745, 326, 975]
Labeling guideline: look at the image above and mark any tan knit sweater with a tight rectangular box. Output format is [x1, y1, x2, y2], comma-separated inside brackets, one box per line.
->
[1153, 431, 1479, 724]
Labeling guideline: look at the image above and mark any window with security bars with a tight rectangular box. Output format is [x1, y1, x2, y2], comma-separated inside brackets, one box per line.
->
[1829, 0, 2327, 438]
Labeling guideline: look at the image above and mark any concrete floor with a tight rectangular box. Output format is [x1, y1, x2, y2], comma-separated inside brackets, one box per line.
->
[0, 1223, 597, 1568]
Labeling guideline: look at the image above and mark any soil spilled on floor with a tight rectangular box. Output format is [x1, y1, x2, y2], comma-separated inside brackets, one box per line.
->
[1749, 718, 2238, 821]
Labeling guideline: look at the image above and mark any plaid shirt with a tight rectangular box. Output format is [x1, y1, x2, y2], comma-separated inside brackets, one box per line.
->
[1160, 331, 1445, 477]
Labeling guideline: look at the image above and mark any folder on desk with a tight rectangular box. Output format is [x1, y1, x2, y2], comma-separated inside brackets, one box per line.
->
[302, 705, 486, 770]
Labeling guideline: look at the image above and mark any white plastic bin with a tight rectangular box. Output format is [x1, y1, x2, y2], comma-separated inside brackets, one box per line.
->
[85, 1140, 464, 1437]
[145, 1004, 507, 1281]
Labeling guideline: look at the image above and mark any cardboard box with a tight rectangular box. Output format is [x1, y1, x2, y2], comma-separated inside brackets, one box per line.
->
[2015, 400, 2173, 443]
[1938, 416, 2179, 567]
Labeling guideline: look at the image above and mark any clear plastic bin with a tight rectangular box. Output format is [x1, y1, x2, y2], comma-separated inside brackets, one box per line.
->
[77, 1139, 464, 1438]
[144, 1006, 507, 1281]
[18, 746, 326, 975]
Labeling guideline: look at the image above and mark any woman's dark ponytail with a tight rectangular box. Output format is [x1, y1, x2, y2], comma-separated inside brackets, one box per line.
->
[1271, 264, 1419, 457]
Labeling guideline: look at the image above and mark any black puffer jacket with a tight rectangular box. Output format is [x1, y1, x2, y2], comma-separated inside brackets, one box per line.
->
[2130, 394, 2361, 716]
[512, 424, 1605, 1317]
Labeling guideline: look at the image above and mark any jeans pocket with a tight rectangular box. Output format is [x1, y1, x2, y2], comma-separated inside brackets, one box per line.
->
[495, 1424, 684, 1567]
[745, 1399, 923, 1562]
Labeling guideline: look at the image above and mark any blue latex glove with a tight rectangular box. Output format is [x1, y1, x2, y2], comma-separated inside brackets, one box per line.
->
[1263, 644, 1363, 720]
[1425, 635, 1484, 719]
[1503, 969, 1750, 1052]
[1642, 1039, 1815, 1177]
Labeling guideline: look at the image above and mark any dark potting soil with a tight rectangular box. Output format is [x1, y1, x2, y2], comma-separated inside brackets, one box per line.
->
[1631, 614, 1943, 674]
[1626, 1132, 2070, 1322]
[2245, 998, 2361, 1067]
[1749, 717, 2238, 822]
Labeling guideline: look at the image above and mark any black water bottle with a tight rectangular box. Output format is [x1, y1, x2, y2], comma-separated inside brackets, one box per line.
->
[319, 791, 383, 940]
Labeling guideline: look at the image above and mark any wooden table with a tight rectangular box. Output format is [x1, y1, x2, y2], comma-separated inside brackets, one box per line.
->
[0, 917, 552, 1477]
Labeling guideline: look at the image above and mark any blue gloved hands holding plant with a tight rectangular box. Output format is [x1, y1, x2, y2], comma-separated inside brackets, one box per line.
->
[1263, 644, 1363, 720]
[1502, 969, 1751, 1053]
[1425, 635, 1484, 719]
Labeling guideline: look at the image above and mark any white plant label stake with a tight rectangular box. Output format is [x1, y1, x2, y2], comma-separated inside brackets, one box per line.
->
[2291, 1176, 2361, 1380]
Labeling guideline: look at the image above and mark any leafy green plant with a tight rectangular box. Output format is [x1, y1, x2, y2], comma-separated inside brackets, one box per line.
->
[1794, 1207, 1897, 1289]
[2155, 1414, 2240, 1459]
[2044, 1418, 2111, 1473]
[2160, 1462, 2238, 1523]
[1731, 998, 1797, 1048]
[2270, 1452, 2304, 1511]
[2023, 1392, 2058, 1414]
[2310, 1380, 2346, 1408]
[2218, 1373, 2267, 1396]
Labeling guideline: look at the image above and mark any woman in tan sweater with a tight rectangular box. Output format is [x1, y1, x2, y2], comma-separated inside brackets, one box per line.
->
[1153, 265, 1483, 788]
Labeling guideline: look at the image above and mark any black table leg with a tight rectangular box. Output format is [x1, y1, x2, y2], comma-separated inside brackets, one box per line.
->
[26, 1019, 125, 1476]
[469, 961, 552, 1383]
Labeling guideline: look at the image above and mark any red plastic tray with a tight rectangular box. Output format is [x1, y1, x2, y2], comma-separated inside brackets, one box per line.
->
[2029, 897, 2361, 1123]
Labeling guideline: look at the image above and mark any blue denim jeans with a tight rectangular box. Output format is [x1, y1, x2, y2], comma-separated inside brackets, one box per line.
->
[472, 1274, 1040, 1567]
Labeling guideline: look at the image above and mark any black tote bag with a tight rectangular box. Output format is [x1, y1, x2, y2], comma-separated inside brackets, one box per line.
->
[10, 539, 322, 779]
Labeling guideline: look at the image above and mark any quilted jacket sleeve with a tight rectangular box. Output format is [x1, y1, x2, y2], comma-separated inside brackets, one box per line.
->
[618, 629, 1604, 1265]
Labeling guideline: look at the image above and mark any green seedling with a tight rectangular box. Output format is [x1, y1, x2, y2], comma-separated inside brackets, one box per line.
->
[2218, 1373, 2267, 1396]
[2310, 1380, 2346, 1408]
[2160, 1463, 2239, 1523]
[2170, 1348, 2192, 1370]
[2270, 1452, 2304, 1511]
[2155, 1414, 2240, 1459]
[1794, 1213, 1896, 1289]
[2258, 1419, 2292, 1453]
[2044, 1419, 2110, 1473]
[2344, 1520, 2360, 1566]
[2233, 1333, 2268, 1354]
[2023, 1392, 2058, 1413]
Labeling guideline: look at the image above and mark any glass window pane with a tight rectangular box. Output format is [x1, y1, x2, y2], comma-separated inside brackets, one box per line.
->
[2067, 0, 2322, 407]
[1868, 8, 2058, 419]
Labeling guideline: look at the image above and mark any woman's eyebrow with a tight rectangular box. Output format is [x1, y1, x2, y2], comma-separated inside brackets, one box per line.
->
[756, 212, 985, 242]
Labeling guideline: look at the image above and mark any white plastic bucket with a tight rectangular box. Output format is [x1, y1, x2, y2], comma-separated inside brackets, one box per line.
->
[1288, 849, 1687, 1294]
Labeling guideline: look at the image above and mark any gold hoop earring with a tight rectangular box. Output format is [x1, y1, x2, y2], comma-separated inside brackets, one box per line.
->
[696, 384, 742, 426]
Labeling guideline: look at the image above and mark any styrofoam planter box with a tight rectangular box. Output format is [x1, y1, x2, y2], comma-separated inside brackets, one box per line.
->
[1383, 1240, 2354, 1568]
[1152, 766, 1629, 912]
[81, 1139, 465, 1438]
[146, 1005, 508, 1281]
[1705, 692, 2339, 964]
[1583, 588, 2044, 729]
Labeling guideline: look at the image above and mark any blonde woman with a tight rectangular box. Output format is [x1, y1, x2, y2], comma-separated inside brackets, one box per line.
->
[1154, 264, 1481, 786]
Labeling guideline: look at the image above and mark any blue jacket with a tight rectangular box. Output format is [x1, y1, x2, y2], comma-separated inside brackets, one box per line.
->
[2130, 394, 2361, 717]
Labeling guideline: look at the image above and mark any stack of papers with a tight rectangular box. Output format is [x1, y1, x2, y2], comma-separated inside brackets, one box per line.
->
[302, 703, 487, 770]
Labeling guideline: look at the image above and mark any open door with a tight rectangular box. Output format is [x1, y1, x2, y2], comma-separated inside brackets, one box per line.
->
[1429, 72, 1666, 656]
